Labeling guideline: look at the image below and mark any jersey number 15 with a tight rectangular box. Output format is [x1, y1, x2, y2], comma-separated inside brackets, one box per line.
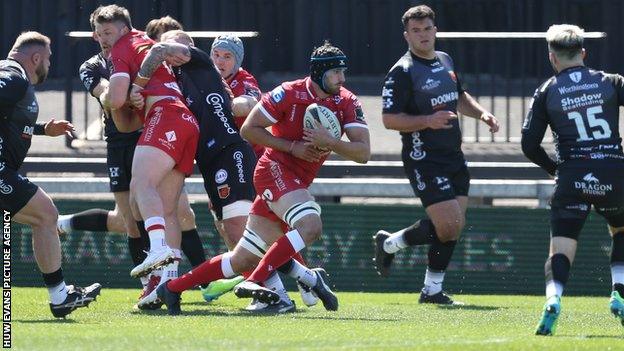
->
[567, 106, 612, 142]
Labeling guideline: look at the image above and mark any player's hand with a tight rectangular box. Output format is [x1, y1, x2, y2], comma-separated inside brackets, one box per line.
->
[426, 110, 457, 129]
[129, 84, 145, 110]
[480, 112, 500, 133]
[44, 118, 75, 138]
[303, 119, 337, 151]
[291, 141, 326, 163]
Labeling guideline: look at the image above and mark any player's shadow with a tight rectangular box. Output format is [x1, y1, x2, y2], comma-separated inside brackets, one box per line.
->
[436, 304, 502, 311]
[14, 318, 77, 324]
[555, 334, 624, 340]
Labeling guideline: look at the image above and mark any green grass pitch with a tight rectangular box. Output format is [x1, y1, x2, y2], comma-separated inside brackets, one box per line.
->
[10, 287, 624, 350]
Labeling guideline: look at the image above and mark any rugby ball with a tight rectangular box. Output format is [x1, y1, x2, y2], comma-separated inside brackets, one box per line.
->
[303, 103, 341, 139]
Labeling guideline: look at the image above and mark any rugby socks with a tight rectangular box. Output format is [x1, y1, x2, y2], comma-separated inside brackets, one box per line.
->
[127, 237, 147, 266]
[545, 253, 570, 298]
[247, 229, 306, 283]
[611, 233, 624, 296]
[43, 268, 68, 305]
[144, 217, 167, 250]
[423, 269, 445, 296]
[69, 209, 110, 232]
[136, 221, 150, 249]
[264, 272, 289, 302]
[167, 253, 234, 293]
[181, 228, 206, 267]
[277, 258, 317, 287]
[384, 219, 436, 254]
[427, 236, 457, 272]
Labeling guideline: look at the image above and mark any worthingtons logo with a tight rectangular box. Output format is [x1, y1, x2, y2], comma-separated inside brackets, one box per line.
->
[557, 83, 598, 95]
[574, 172, 612, 196]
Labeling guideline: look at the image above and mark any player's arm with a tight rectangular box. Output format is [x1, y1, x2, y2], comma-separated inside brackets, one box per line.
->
[232, 95, 257, 117]
[521, 87, 557, 175]
[305, 124, 370, 164]
[457, 92, 499, 133]
[242, 102, 324, 163]
[135, 42, 191, 86]
[0, 71, 28, 117]
[381, 68, 456, 132]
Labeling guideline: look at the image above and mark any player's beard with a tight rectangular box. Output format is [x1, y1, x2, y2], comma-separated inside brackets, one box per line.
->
[35, 62, 48, 83]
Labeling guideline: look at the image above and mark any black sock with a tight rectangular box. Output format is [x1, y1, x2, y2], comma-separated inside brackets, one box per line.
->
[403, 219, 436, 246]
[136, 221, 150, 251]
[614, 283, 624, 296]
[427, 235, 457, 271]
[611, 233, 624, 263]
[128, 237, 148, 266]
[276, 259, 295, 275]
[71, 209, 109, 232]
[181, 229, 206, 267]
[42, 268, 64, 288]
[545, 253, 571, 286]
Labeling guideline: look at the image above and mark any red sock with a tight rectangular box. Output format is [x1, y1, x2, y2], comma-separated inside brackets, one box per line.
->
[292, 252, 306, 265]
[167, 254, 225, 293]
[241, 270, 253, 279]
[247, 235, 298, 283]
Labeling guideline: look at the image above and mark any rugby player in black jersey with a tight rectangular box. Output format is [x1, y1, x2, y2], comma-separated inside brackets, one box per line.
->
[373, 5, 499, 305]
[0, 31, 100, 317]
[521, 24, 624, 335]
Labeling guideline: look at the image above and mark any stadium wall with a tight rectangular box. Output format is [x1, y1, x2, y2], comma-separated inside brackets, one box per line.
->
[10, 200, 614, 296]
[0, 0, 622, 80]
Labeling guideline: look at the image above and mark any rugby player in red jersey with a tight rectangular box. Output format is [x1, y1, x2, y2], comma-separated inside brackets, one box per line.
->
[94, 5, 199, 286]
[145, 41, 370, 315]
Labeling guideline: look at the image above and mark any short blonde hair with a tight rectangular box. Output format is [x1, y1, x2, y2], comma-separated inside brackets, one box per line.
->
[546, 24, 584, 60]
[160, 30, 194, 46]
[11, 31, 50, 52]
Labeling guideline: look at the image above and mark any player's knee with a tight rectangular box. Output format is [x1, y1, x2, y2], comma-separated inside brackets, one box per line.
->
[231, 249, 260, 273]
[434, 218, 462, 242]
[293, 214, 323, 245]
[30, 197, 58, 230]
[177, 204, 196, 228]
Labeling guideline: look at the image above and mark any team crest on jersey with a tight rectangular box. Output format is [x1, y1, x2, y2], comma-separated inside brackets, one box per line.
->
[270, 86, 286, 103]
[569, 71, 582, 83]
[333, 95, 342, 104]
[230, 80, 239, 88]
[355, 107, 365, 122]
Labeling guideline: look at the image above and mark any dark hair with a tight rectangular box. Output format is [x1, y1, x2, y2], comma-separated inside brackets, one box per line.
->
[402, 5, 435, 28]
[145, 16, 183, 40]
[94, 5, 133, 31]
[11, 31, 50, 52]
[311, 40, 345, 59]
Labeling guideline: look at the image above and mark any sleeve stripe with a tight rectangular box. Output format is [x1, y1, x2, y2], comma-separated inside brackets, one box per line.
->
[110, 72, 130, 79]
[344, 123, 369, 129]
[258, 104, 278, 124]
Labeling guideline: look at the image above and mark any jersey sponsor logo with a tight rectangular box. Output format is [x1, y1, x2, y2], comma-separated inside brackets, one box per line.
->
[574, 172, 612, 196]
[0, 162, 4, 172]
[206, 93, 237, 135]
[430, 91, 459, 108]
[409, 132, 426, 161]
[421, 78, 441, 91]
[0, 179, 13, 195]
[569, 71, 582, 83]
[355, 107, 365, 122]
[557, 83, 599, 95]
[413, 169, 426, 191]
[215, 169, 228, 184]
[27, 100, 38, 113]
[233, 151, 246, 183]
[565, 203, 589, 211]
[431, 66, 445, 73]
[269, 161, 286, 191]
[206, 138, 216, 148]
[80, 70, 93, 90]
[186, 96, 193, 106]
[435, 176, 451, 191]
[560, 93, 603, 111]
[217, 184, 230, 199]
[22, 126, 34, 139]
[164, 130, 176, 142]
[295, 91, 308, 100]
[109, 167, 120, 178]
[270, 86, 286, 103]
[262, 188, 273, 201]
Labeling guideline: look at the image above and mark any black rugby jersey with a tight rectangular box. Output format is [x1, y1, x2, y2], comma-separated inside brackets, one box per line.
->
[382, 50, 465, 162]
[79, 53, 141, 146]
[174, 46, 244, 161]
[0, 59, 42, 169]
[522, 66, 624, 174]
